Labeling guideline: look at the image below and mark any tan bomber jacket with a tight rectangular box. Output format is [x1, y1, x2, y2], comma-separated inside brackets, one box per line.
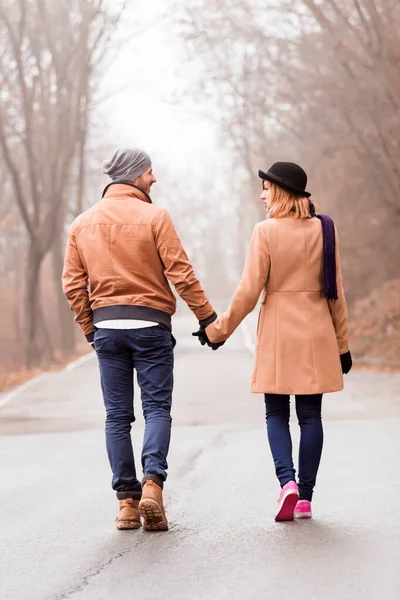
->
[62, 183, 215, 342]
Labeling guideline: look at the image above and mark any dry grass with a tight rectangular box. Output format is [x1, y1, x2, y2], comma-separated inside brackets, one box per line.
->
[349, 278, 400, 367]
[0, 343, 92, 394]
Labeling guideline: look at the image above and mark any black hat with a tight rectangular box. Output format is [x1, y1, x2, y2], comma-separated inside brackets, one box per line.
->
[258, 162, 311, 198]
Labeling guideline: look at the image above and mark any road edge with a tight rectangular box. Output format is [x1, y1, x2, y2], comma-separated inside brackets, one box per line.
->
[0, 352, 96, 408]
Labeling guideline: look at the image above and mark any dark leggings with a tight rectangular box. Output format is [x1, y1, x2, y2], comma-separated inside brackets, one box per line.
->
[264, 394, 323, 502]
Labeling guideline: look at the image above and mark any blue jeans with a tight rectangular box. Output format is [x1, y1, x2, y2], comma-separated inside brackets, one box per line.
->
[264, 394, 323, 502]
[94, 326, 174, 499]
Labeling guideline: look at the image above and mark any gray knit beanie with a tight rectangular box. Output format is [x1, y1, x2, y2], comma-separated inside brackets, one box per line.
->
[102, 147, 152, 182]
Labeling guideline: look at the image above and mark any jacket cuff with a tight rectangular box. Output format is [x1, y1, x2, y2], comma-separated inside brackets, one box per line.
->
[199, 311, 217, 327]
[85, 331, 94, 344]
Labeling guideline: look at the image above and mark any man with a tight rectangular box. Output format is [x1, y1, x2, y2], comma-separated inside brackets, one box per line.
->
[62, 147, 217, 531]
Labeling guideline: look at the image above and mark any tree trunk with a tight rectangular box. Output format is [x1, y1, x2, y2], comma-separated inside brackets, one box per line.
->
[52, 239, 76, 356]
[24, 245, 43, 368]
[13, 271, 22, 369]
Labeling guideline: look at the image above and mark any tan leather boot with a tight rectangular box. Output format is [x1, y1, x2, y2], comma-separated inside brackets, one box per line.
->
[138, 480, 168, 531]
[116, 499, 142, 530]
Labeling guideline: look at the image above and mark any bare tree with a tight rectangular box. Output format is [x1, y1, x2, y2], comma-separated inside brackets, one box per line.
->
[0, 0, 126, 367]
[173, 0, 400, 304]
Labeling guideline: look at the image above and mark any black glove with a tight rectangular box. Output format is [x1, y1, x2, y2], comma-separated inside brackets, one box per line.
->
[192, 327, 207, 346]
[192, 326, 225, 351]
[91, 342, 95, 350]
[340, 350, 352, 374]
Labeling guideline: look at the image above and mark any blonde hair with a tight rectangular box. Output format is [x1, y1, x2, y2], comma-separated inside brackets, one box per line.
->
[266, 182, 312, 219]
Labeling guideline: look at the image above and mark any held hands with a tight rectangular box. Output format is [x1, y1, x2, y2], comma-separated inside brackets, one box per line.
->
[340, 350, 352, 374]
[192, 311, 224, 351]
[192, 326, 225, 351]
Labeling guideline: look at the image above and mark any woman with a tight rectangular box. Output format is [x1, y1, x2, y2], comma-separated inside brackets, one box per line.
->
[204, 161, 352, 521]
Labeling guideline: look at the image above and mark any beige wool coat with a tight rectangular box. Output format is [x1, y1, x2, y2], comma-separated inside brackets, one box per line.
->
[206, 217, 349, 395]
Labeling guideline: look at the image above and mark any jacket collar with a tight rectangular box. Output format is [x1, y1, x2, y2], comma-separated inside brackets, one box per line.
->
[102, 182, 152, 204]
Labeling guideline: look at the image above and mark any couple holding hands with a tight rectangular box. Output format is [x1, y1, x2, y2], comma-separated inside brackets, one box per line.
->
[62, 147, 351, 531]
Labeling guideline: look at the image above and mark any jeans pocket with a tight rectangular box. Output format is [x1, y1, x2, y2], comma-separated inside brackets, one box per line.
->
[135, 326, 170, 345]
[155, 324, 176, 347]
[94, 329, 115, 352]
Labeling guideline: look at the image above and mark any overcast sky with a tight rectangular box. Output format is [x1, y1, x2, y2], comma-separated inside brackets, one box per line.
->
[98, 0, 228, 178]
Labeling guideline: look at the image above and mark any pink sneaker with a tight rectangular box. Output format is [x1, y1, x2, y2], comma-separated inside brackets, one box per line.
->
[275, 481, 299, 522]
[294, 500, 312, 519]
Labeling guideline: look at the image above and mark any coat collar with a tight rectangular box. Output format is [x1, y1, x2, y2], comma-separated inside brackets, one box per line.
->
[102, 182, 152, 204]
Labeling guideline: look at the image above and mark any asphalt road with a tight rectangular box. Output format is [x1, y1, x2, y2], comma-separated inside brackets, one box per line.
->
[1, 316, 400, 600]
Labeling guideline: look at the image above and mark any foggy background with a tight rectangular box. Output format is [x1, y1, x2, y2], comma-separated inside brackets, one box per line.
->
[1, 0, 399, 387]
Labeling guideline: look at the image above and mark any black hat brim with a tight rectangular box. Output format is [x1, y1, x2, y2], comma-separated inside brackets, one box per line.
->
[258, 169, 311, 198]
